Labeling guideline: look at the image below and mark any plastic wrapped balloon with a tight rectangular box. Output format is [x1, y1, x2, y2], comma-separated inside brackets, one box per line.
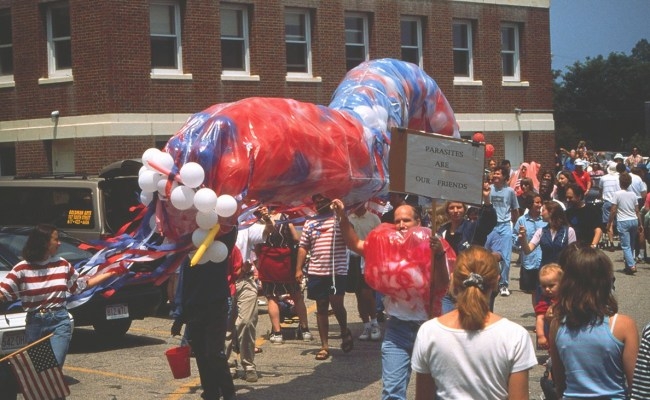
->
[74, 59, 462, 304]
[364, 224, 455, 317]
[364, 224, 432, 304]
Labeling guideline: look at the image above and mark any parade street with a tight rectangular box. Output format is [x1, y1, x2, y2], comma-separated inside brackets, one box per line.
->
[59, 249, 650, 400]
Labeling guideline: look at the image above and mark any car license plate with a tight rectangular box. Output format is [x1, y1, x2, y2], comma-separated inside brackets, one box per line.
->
[105, 304, 129, 320]
[1, 331, 27, 352]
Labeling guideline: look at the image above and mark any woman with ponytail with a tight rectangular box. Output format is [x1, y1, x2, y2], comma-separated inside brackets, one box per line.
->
[411, 246, 537, 399]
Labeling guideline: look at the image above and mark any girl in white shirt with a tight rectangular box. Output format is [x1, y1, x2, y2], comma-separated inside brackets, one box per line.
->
[411, 246, 537, 399]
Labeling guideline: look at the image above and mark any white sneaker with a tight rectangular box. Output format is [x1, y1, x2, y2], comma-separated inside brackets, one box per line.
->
[370, 324, 381, 341]
[359, 326, 371, 341]
[499, 286, 511, 297]
[269, 332, 284, 345]
[301, 330, 313, 342]
[257, 298, 267, 306]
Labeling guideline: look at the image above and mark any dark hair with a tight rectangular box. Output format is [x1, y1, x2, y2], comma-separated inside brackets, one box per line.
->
[555, 245, 617, 329]
[556, 170, 575, 186]
[565, 183, 584, 200]
[619, 172, 632, 189]
[616, 162, 627, 174]
[22, 224, 57, 262]
[539, 179, 553, 200]
[544, 201, 569, 230]
[493, 165, 509, 178]
[541, 170, 555, 185]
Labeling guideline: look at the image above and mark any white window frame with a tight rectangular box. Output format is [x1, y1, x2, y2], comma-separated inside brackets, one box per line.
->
[345, 12, 369, 71]
[0, 8, 13, 86]
[501, 23, 520, 82]
[400, 16, 422, 68]
[150, 0, 183, 76]
[452, 20, 474, 82]
[220, 4, 251, 77]
[46, 3, 72, 79]
[285, 9, 313, 79]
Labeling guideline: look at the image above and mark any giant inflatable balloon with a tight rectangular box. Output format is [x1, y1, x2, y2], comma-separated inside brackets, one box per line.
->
[66, 58, 460, 306]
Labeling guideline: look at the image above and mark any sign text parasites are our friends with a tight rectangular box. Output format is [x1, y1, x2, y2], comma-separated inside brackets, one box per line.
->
[415, 145, 466, 188]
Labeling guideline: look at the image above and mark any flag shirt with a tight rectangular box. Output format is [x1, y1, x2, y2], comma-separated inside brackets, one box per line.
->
[0, 257, 87, 311]
[299, 216, 349, 276]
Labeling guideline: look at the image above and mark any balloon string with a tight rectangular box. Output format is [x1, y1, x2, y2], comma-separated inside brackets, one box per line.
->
[331, 217, 338, 294]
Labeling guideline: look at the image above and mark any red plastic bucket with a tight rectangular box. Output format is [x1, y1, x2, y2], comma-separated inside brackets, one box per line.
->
[165, 345, 191, 379]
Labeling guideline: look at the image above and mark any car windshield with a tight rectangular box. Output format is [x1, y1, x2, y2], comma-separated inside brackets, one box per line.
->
[0, 230, 94, 265]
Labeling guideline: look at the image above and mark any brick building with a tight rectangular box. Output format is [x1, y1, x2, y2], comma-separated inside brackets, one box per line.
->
[0, 0, 554, 177]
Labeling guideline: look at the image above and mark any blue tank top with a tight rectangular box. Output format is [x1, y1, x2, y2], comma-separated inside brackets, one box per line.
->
[555, 315, 626, 399]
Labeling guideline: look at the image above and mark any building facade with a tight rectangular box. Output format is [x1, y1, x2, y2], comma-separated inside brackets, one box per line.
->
[0, 0, 554, 176]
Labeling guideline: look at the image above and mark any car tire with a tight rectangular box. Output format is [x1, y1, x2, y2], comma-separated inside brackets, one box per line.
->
[92, 318, 132, 339]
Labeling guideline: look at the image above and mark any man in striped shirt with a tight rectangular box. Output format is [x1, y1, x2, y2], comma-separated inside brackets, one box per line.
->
[632, 323, 650, 399]
[295, 194, 352, 361]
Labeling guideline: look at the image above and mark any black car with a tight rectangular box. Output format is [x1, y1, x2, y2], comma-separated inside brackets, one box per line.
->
[0, 226, 162, 339]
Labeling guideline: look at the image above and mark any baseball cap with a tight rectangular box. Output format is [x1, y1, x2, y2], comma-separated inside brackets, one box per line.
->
[574, 159, 588, 168]
[614, 153, 624, 160]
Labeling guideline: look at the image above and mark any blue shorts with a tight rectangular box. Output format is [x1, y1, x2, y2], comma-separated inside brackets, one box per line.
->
[306, 275, 347, 300]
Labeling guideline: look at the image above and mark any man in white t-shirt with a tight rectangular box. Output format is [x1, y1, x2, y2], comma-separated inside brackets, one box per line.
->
[599, 162, 620, 250]
[347, 204, 381, 341]
[225, 207, 274, 382]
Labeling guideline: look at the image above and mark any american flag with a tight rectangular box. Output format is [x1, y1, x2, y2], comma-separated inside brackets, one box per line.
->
[7, 337, 70, 400]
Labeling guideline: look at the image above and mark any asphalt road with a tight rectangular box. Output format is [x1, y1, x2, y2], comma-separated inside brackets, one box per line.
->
[51, 249, 650, 399]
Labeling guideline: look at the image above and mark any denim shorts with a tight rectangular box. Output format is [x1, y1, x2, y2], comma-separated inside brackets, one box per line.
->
[306, 275, 347, 300]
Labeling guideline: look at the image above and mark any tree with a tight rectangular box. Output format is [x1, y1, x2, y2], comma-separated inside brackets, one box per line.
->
[554, 39, 650, 152]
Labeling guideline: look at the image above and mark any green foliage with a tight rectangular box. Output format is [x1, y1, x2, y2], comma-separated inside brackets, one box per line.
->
[554, 39, 650, 152]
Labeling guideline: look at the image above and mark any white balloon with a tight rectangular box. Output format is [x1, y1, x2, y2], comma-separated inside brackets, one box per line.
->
[195, 210, 219, 230]
[153, 151, 175, 172]
[191, 228, 209, 248]
[193, 188, 218, 213]
[180, 162, 205, 188]
[170, 186, 195, 210]
[215, 195, 238, 217]
[138, 170, 161, 192]
[206, 241, 228, 263]
[142, 148, 161, 168]
[140, 191, 154, 205]
[188, 249, 210, 265]
[156, 179, 177, 196]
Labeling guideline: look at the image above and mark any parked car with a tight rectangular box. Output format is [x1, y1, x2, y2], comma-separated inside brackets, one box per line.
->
[0, 159, 144, 242]
[0, 226, 163, 353]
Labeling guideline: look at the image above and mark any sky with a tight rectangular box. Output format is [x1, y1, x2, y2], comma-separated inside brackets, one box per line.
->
[550, 0, 650, 71]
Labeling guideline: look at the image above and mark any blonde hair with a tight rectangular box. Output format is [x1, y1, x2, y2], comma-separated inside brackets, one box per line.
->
[452, 246, 500, 331]
[539, 263, 563, 279]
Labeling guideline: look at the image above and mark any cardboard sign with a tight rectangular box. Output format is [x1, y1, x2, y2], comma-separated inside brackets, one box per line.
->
[389, 127, 485, 204]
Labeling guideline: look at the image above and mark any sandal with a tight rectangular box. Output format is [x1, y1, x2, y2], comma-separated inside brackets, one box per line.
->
[315, 348, 330, 360]
[341, 328, 354, 353]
